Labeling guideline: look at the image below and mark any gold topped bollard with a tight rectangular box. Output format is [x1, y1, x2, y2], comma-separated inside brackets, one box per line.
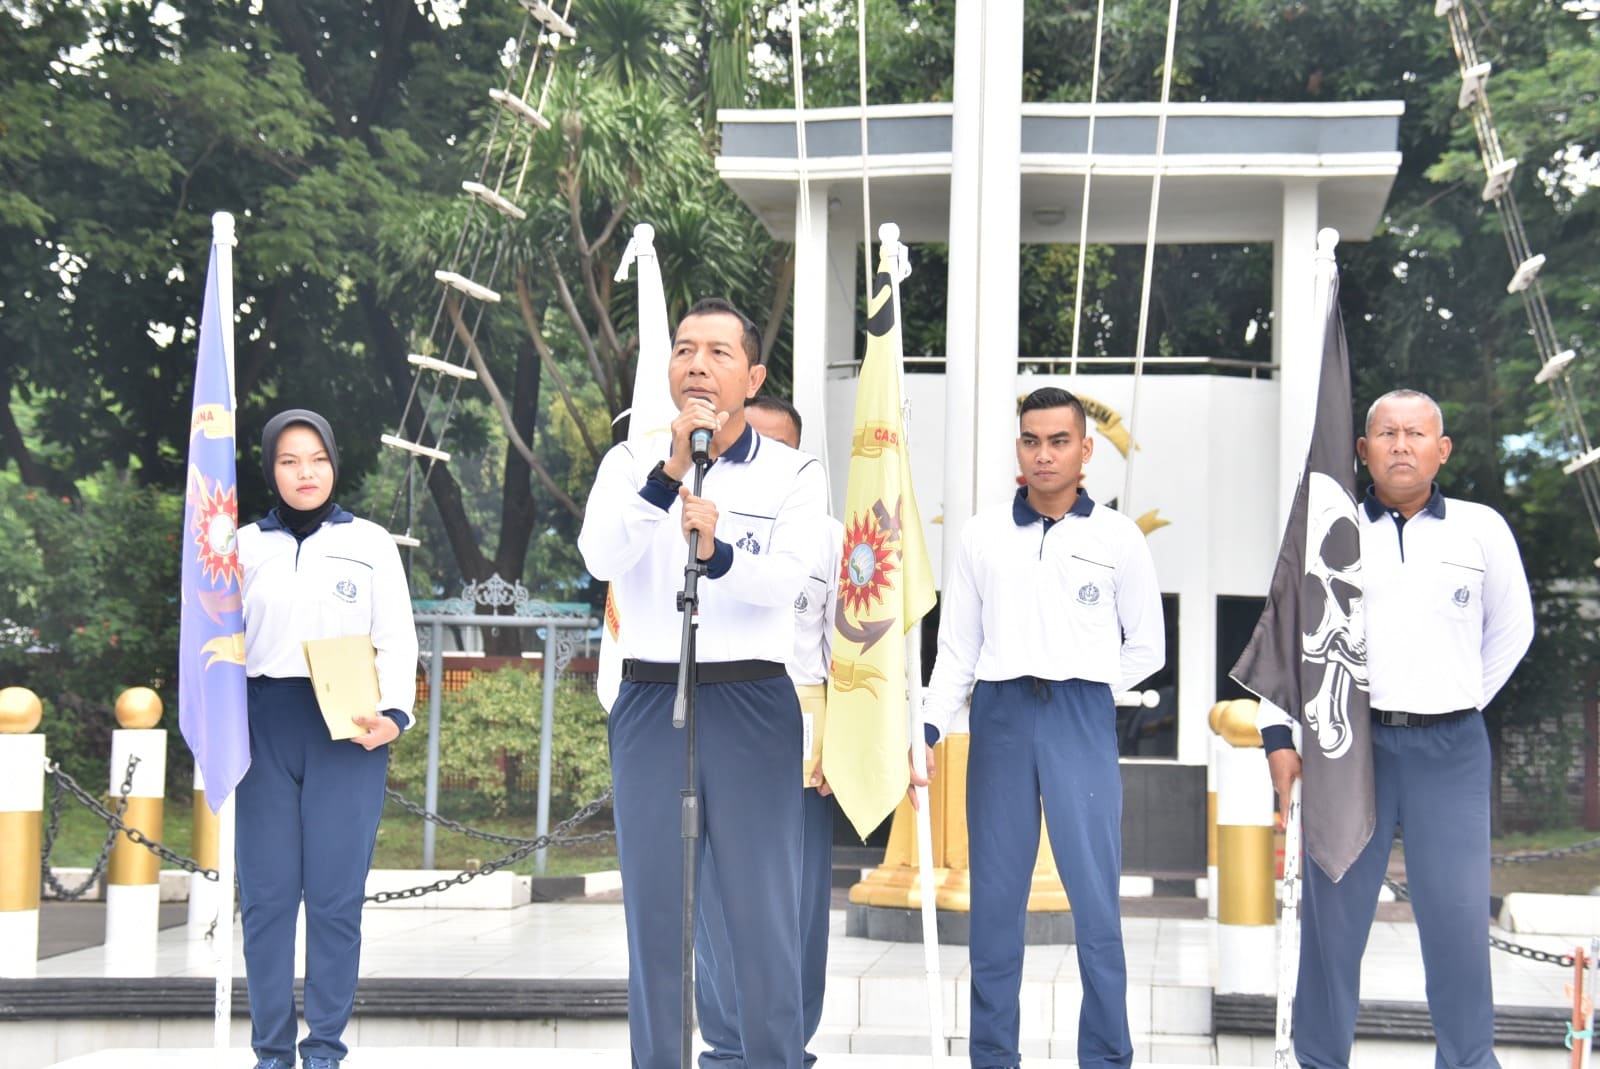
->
[105, 687, 167, 977]
[1210, 698, 1277, 995]
[0, 687, 45, 978]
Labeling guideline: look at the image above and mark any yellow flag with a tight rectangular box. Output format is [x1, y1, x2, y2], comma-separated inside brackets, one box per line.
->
[823, 255, 937, 840]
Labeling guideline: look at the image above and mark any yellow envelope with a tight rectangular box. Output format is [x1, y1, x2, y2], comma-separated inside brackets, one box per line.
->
[302, 634, 380, 741]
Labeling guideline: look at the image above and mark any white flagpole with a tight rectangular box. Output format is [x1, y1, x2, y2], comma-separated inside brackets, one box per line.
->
[214, 793, 237, 1048]
[881, 222, 943, 1065]
[1273, 778, 1302, 1067]
[209, 209, 239, 1051]
[1274, 227, 1340, 1065]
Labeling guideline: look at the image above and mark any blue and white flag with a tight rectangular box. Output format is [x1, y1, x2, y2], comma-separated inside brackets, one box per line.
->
[179, 235, 249, 811]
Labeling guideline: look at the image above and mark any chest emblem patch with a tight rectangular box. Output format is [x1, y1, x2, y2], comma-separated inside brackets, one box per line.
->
[334, 579, 359, 603]
[736, 531, 762, 554]
[1076, 582, 1101, 606]
[794, 590, 808, 613]
[1452, 585, 1471, 608]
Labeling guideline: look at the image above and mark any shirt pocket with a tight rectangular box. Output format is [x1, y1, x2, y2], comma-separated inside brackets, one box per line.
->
[721, 510, 778, 560]
[310, 554, 376, 634]
[1436, 559, 1485, 627]
[1060, 552, 1117, 617]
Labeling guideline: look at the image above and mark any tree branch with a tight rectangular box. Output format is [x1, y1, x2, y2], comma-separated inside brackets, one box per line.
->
[761, 245, 796, 363]
[445, 296, 584, 518]
[269, 2, 355, 138]
[516, 273, 602, 463]
[565, 180, 629, 365]
[546, 247, 618, 409]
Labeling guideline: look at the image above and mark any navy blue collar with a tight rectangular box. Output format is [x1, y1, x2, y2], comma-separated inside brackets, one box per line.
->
[1012, 486, 1095, 527]
[1362, 483, 1446, 522]
[258, 503, 355, 533]
[722, 419, 758, 463]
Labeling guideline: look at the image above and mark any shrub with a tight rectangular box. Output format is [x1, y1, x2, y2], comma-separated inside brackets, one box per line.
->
[388, 665, 611, 817]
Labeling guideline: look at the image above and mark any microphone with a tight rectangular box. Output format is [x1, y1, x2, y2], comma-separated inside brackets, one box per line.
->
[690, 427, 712, 464]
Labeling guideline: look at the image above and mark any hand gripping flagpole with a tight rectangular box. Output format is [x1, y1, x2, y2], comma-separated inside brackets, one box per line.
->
[882, 222, 945, 1065]
[209, 210, 239, 1053]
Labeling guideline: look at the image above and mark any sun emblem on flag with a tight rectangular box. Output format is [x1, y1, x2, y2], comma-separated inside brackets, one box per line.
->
[838, 508, 898, 616]
[191, 475, 241, 587]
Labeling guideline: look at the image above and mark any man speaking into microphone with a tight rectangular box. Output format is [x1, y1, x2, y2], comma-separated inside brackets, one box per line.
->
[579, 298, 829, 1069]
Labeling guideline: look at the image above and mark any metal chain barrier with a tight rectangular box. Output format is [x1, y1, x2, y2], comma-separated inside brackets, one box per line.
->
[36, 756, 614, 905]
[41, 756, 218, 884]
[39, 755, 137, 900]
[365, 787, 615, 903]
[1383, 875, 1580, 969]
[381, 785, 615, 849]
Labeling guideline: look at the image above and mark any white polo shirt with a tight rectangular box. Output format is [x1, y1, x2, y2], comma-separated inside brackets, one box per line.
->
[1362, 487, 1532, 713]
[922, 488, 1165, 740]
[238, 507, 420, 727]
[790, 515, 844, 686]
[578, 422, 830, 666]
[1258, 485, 1534, 745]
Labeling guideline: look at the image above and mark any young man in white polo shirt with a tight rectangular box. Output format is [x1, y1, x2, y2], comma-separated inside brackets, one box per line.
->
[1263, 389, 1533, 1069]
[920, 387, 1164, 1069]
[578, 300, 829, 1069]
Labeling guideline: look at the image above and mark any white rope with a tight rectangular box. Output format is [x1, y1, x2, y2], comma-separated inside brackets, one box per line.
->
[1068, 0, 1107, 377]
[1121, 0, 1182, 516]
[789, 1, 813, 242]
[857, 0, 873, 284]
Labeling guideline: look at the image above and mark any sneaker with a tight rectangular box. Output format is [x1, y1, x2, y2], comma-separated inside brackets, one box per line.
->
[303, 1059, 340, 1069]
[253, 1059, 292, 1069]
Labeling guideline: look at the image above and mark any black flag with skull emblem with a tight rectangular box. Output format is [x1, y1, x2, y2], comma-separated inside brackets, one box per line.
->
[1231, 273, 1375, 883]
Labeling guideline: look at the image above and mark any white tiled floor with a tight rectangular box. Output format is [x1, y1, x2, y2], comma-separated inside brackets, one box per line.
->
[27, 899, 1593, 1068]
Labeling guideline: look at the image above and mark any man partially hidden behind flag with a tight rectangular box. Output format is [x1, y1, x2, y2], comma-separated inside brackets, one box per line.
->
[822, 264, 936, 841]
[179, 232, 249, 811]
[1233, 273, 1534, 1069]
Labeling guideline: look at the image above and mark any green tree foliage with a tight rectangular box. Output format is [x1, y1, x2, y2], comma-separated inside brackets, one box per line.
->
[0, 468, 185, 783]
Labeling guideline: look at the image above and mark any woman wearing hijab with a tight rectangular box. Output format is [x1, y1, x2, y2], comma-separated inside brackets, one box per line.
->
[235, 409, 418, 1069]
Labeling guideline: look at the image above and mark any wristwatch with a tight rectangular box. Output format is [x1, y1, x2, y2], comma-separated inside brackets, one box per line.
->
[647, 460, 682, 493]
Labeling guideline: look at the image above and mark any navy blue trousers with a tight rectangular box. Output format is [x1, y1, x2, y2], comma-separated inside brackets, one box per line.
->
[967, 678, 1131, 1069]
[609, 676, 805, 1069]
[1295, 714, 1498, 1069]
[236, 677, 389, 1063]
[697, 785, 833, 1067]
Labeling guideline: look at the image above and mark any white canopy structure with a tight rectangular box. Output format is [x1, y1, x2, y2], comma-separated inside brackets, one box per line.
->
[715, 82, 1402, 770]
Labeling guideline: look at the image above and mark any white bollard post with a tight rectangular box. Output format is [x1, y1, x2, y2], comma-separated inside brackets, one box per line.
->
[0, 687, 46, 978]
[1212, 698, 1277, 996]
[187, 763, 220, 939]
[104, 687, 167, 977]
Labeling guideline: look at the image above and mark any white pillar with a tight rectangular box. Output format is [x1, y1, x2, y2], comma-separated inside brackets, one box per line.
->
[0, 731, 46, 977]
[792, 183, 833, 471]
[104, 727, 167, 977]
[1273, 178, 1321, 531]
[943, 0, 1024, 585]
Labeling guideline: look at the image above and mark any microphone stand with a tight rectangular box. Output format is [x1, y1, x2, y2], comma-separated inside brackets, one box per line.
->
[672, 448, 710, 1069]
